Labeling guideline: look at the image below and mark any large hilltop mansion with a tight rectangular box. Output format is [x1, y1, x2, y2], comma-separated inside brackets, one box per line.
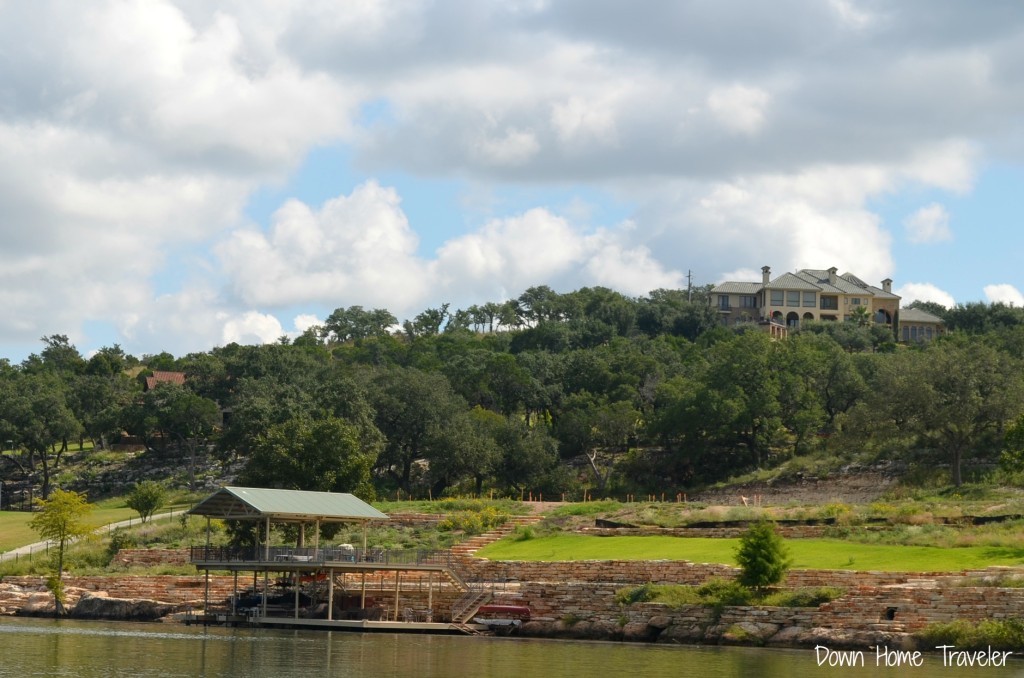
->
[710, 266, 945, 343]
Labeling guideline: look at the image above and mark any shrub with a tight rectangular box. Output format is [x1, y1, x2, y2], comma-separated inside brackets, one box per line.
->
[126, 481, 167, 523]
[615, 584, 658, 606]
[735, 521, 791, 590]
[438, 506, 509, 535]
[760, 587, 844, 607]
[696, 579, 753, 606]
[512, 525, 535, 541]
[916, 619, 1024, 651]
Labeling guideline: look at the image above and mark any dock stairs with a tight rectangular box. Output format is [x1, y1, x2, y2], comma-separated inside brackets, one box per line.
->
[447, 515, 544, 623]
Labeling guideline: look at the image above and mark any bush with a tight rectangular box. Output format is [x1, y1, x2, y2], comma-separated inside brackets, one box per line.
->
[438, 506, 509, 535]
[126, 481, 167, 523]
[735, 521, 791, 590]
[696, 579, 753, 606]
[615, 584, 658, 606]
[760, 587, 844, 607]
[916, 618, 1024, 651]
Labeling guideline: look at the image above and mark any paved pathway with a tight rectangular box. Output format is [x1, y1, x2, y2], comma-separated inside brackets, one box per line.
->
[0, 509, 189, 563]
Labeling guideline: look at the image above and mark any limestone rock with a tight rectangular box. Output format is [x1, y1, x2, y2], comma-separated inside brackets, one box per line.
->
[17, 592, 56, 617]
[658, 623, 706, 643]
[721, 621, 780, 645]
[647, 615, 672, 630]
[71, 592, 181, 621]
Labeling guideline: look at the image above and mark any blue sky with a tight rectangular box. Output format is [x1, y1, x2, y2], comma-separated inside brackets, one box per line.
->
[1, 1, 1022, 362]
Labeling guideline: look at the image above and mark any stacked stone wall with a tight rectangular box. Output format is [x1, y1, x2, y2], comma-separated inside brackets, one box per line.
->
[465, 558, 967, 589]
[582, 526, 832, 538]
[113, 548, 191, 567]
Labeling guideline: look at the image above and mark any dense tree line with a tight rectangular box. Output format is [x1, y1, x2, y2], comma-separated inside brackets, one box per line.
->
[3, 288, 1024, 500]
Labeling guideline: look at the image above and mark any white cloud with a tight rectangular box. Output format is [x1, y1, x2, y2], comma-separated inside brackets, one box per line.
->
[471, 128, 541, 167]
[222, 311, 285, 345]
[551, 95, 618, 145]
[217, 181, 428, 310]
[896, 282, 956, 309]
[1, 1, 1022, 359]
[706, 85, 770, 135]
[293, 314, 323, 333]
[904, 203, 953, 244]
[432, 208, 683, 300]
[984, 284, 1024, 307]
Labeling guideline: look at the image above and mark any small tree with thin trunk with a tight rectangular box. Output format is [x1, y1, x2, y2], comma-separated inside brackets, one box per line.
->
[29, 489, 93, 616]
[126, 480, 166, 523]
[735, 520, 791, 591]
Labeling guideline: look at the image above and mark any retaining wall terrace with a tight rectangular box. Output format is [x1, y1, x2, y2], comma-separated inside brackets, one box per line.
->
[487, 579, 1024, 633]
[463, 558, 976, 589]
[113, 549, 191, 567]
[582, 526, 832, 538]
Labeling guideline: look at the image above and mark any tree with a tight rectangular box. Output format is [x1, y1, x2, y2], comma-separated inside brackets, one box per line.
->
[366, 366, 468, 493]
[127, 382, 220, 489]
[324, 306, 397, 343]
[29, 489, 93, 616]
[126, 480, 166, 523]
[239, 415, 378, 499]
[735, 521, 790, 591]
[1, 371, 82, 498]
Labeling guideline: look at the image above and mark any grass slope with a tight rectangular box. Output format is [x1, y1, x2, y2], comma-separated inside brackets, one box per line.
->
[477, 535, 1024, 572]
[0, 497, 186, 552]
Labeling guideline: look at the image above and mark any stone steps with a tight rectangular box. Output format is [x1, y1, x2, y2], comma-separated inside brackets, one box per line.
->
[450, 516, 544, 558]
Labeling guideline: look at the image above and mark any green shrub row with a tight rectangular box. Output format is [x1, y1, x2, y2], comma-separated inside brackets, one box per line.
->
[915, 618, 1024, 651]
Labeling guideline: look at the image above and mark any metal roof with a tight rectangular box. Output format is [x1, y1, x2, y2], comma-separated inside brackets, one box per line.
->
[188, 487, 388, 523]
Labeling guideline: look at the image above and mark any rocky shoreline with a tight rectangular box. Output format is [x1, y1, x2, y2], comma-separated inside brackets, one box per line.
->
[0, 576, 909, 649]
[0, 574, 964, 651]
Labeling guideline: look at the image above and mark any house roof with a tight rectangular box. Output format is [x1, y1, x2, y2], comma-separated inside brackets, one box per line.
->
[765, 272, 822, 291]
[713, 267, 901, 301]
[188, 486, 388, 523]
[899, 308, 945, 324]
[711, 282, 762, 294]
[144, 370, 186, 391]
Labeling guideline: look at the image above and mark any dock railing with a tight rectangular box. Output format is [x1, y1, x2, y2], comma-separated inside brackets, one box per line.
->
[190, 544, 455, 568]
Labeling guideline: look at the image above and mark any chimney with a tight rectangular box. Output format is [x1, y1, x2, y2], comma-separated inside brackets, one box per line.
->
[882, 278, 892, 294]
[762, 265, 771, 286]
[828, 266, 838, 285]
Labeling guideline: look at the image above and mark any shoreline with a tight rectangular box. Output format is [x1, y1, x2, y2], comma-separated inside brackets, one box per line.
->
[4, 565, 1024, 654]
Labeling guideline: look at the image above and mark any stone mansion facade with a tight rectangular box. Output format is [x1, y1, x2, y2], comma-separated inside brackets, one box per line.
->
[710, 266, 945, 342]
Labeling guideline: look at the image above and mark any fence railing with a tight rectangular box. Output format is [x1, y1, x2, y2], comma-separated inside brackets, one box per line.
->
[189, 545, 456, 568]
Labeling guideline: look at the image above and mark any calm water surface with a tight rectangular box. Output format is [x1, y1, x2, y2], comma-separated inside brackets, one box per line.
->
[1, 617, 1021, 677]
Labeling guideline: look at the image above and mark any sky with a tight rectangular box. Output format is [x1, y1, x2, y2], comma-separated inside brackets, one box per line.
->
[1, 0, 1023, 362]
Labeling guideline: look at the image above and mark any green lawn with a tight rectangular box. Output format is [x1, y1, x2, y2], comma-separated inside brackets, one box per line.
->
[477, 535, 1024, 572]
[0, 497, 191, 552]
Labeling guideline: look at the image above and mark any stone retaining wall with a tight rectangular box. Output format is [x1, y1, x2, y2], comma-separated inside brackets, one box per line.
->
[113, 549, 191, 567]
[582, 526, 831, 538]
[464, 558, 970, 589]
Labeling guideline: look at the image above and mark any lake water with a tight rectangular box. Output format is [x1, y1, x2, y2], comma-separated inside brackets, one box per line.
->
[1, 617, 1021, 677]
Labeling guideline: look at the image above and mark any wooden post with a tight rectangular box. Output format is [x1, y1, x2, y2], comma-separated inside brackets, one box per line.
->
[262, 570, 268, 618]
[294, 570, 300, 619]
[232, 571, 238, 615]
[264, 517, 271, 561]
[328, 572, 334, 621]
[393, 571, 401, 622]
[427, 571, 433, 622]
[360, 571, 367, 609]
